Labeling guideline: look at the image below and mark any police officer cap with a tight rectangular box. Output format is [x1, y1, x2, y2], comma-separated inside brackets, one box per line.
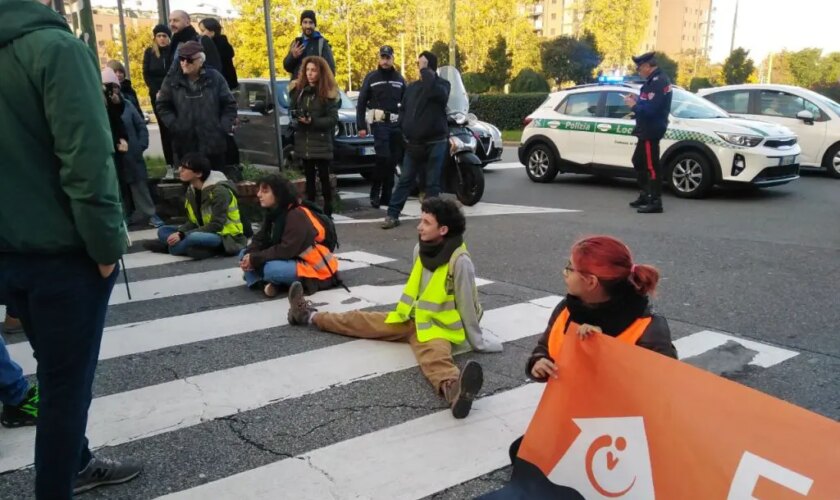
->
[379, 45, 394, 57]
[632, 52, 657, 66]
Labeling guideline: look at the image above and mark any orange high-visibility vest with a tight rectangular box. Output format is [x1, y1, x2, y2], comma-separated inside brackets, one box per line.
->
[296, 206, 338, 281]
[547, 307, 652, 360]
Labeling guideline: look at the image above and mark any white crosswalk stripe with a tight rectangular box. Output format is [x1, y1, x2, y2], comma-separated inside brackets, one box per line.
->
[0, 228, 801, 499]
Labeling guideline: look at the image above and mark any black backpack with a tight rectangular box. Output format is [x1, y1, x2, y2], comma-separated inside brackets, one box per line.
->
[300, 200, 339, 252]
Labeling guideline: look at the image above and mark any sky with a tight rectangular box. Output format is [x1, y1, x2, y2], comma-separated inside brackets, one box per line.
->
[709, 0, 840, 63]
[93, 0, 840, 64]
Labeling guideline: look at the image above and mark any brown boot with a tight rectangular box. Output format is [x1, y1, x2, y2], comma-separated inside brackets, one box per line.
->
[442, 360, 484, 419]
[2, 314, 24, 335]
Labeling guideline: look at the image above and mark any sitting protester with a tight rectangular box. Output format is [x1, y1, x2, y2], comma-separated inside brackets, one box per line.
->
[0, 334, 38, 428]
[287, 197, 502, 419]
[145, 153, 246, 259]
[239, 174, 339, 297]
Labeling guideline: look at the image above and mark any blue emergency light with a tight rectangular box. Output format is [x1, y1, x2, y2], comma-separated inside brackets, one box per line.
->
[598, 75, 625, 84]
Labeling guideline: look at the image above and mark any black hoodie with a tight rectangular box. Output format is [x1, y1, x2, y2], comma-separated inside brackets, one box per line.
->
[166, 25, 222, 77]
[212, 34, 238, 90]
[399, 68, 450, 144]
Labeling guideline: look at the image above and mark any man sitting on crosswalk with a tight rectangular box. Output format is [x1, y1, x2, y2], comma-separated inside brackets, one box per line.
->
[145, 152, 247, 259]
[287, 197, 502, 418]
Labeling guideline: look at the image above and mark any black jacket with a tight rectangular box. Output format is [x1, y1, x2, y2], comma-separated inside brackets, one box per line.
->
[166, 26, 222, 77]
[212, 34, 238, 90]
[632, 68, 672, 140]
[526, 298, 678, 381]
[120, 78, 140, 112]
[288, 81, 339, 160]
[142, 45, 170, 97]
[399, 68, 450, 144]
[282, 32, 336, 79]
[155, 67, 237, 157]
[355, 67, 406, 131]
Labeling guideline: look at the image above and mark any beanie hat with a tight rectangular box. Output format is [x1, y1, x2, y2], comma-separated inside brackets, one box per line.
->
[419, 51, 438, 72]
[101, 67, 120, 86]
[153, 24, 171, 37]
[300, 10, 316, 26]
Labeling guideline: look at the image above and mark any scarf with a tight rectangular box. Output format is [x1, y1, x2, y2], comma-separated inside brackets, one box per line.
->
[261, 205, 291, 248]
[563, 281, 650, 337]
[418, 234, 464, 271]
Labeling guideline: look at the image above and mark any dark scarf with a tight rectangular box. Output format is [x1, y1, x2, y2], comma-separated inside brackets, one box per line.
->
[418, 234, 464, 271]
[563, 281, 650, 337]
[172, 25, 199, 48]
[261, 205, 292, 248]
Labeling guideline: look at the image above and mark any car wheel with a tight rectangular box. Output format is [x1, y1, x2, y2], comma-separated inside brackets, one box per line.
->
[667, 151, 713, 198]
[822, 143, 840, 179]
[525, 143, 559, 183]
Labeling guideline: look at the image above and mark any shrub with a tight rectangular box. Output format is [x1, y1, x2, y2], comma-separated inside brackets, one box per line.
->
[510, 69, 550, 93]
[471, 93, 549, 130]
[462, 72, 491, 94]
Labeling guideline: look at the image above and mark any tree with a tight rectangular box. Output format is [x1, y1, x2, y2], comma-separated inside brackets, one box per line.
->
[462, 72, 491, 93]
[654, 52, 678, 82]
[484, 36, 512, 90]
[510, 68, 550, 93]
[820, 52, 840, 85]
[582, 0, 650, 68]
[429, 40, 465, 68]
[722, 47, 756, 85]
[540, 33, 602, 86]
[787, 48, 823, 88]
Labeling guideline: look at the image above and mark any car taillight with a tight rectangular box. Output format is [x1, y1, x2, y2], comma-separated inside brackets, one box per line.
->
[523, 117, 533, 127]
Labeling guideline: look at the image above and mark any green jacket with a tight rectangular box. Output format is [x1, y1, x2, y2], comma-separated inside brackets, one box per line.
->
[288, 82, 340, 160]
[0, 0, 126, 264]
[178, 171, 247, 255]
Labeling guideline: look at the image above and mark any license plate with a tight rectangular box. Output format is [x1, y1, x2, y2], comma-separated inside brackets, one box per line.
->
[780, 155, 796, 165]
[362, 146, 376, 156]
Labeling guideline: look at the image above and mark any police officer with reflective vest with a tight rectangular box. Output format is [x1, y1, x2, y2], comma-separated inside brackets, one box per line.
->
[624, 52, 672, 214]
[356, 45, 406, 208]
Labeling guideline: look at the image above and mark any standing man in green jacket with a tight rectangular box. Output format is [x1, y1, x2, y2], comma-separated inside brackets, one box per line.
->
[0, 0, 142, 497]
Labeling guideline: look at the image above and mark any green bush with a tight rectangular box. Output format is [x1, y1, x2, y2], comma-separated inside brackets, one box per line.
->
[462, 72, 491, 94]
[510, 69, 550, 93]
[690, 77, 714, 93]
[812, 83, 840, 102]
[470, 93, 549, 130]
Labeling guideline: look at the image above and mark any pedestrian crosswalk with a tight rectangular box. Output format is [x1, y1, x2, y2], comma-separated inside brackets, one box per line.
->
[0, 228, 802, 499]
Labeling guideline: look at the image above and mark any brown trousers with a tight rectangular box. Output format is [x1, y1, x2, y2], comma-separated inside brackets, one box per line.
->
[312, 311, 460, 400]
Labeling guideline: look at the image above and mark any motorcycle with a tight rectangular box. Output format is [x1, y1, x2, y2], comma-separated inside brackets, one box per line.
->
[438, 66, 485, 206]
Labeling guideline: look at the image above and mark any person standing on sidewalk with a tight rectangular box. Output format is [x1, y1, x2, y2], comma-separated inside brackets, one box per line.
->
[0, 0, 142, 496]
[288, 56, 340, 217]
[624, 52, 672, 214]
[143, 24, 175, 176]
[382, 51, 450, 229]
[283, 9, 336, 79]
[356, 45, 406, 208]
[288, 197, 502, 418]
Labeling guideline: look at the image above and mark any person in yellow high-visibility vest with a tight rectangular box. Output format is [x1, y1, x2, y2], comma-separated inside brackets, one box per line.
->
[287, 197, 502, 418]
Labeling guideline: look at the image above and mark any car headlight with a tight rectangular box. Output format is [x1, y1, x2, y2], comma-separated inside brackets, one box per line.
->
[449, 135, 476, 154]
[715, 132, 763, 148]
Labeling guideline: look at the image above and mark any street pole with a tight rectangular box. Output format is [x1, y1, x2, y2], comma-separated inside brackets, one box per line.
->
[77, 0, 98, 62]
[400, 32, 405, 72]
[346, 4, 352, 91]
[157, 0, 169, 26]
[116, 0, 130, 77]
[262, 0, 284, 170]
[448, 0, 456, 68]
[767, 52, 774, 83]
[729, 0, 739, 54]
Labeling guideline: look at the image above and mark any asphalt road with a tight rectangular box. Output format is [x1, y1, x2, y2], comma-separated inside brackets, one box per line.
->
[0, 147, 837, 498]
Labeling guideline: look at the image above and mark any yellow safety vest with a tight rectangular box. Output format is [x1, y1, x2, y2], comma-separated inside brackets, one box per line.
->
[385, 244, 475, 344]
[185, 187, 243, 237]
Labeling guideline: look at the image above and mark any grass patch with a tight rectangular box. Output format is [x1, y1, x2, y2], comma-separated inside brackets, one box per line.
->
[145, 155, 167, 179]
[501, 130, 522, 143]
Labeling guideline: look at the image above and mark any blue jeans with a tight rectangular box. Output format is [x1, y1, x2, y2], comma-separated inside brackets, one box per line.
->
[157, 225, 223, 256]
[239, 249, 299, 287]
[387, 140, 447, 219]
[0, 333, 28, 406]
[0, 253, 118, 498]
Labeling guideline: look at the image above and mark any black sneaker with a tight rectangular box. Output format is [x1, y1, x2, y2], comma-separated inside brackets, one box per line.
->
[450, 361, 484, 419]
[185, 247, 218, 260]
[73, 456, 142, 494]
[637, 200, 664, 214]
[1, 384, 38, 428]
[142, 240, 169, 254]
[629, 193, 648, 208]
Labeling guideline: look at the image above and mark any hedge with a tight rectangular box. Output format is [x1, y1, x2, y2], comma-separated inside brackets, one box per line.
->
[470, 93, 549, 131]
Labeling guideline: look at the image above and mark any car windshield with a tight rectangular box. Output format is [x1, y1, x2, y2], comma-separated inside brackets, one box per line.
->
[438, 65, 469, 114]
[814, 94, 840, 116]
[275, 82, 353, 110]
[671, 88, 729, 119]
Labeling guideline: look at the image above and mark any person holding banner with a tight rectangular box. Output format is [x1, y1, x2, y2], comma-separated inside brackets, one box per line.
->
[527, 235, 676, 382]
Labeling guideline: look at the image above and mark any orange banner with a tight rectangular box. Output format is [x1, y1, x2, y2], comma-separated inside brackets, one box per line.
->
[513, 333, 840, 499]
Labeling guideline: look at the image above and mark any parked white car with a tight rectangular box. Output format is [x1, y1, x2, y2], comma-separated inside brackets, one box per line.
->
[699, 84, 840, 178]
[519, 83, 801, 198]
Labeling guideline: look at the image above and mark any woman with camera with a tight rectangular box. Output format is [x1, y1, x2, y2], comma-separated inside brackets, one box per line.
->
[288, 56, 340, 217]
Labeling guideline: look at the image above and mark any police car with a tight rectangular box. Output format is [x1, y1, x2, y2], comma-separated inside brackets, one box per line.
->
[518, 78, 801, 198]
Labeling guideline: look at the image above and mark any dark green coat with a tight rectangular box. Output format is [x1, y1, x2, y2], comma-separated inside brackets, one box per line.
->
[288, 82, 340, 161]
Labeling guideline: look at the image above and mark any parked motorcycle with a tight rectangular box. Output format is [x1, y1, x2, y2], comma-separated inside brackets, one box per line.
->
[438, 66, 485, 206]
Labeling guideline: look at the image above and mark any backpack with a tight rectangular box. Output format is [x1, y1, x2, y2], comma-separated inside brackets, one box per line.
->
[300, 200, 338, 252]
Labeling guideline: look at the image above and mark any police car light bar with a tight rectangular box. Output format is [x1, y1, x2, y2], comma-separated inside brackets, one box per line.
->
[598, 75, 625, 84]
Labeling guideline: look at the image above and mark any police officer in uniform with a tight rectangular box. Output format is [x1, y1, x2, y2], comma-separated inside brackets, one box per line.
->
[624, 52, 672, 214]
[356, 45, 406, 208]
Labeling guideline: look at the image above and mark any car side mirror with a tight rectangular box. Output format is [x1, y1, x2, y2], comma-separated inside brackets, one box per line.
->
[251, 100, 269, 115]
[796, 110, 814, 124]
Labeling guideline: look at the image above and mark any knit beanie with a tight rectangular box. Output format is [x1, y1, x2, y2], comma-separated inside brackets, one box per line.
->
[153, 24, 172, 37]
[300, 10, 316, 26]
[101, 67, 120, 86]
[419, 51, 438, 72]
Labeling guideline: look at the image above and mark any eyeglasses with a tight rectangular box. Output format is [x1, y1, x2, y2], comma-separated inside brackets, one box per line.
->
[562, 261, 586, 277]
[179, 56, 198, 64]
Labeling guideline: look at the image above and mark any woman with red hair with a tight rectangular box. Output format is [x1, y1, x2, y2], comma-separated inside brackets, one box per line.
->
[528, 235, 677, 382]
